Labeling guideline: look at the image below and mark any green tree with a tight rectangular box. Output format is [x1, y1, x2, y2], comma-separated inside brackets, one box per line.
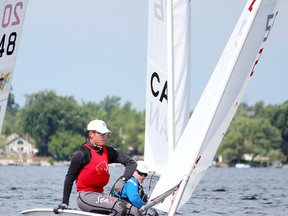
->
[48, 131, 85, 160]
[100, 96, 121, 117]
[0, 135, 5, 152]
[20, 90, 85, 155]
[267, 102, 288, 161]
[252, 101, 265, 117]
[2, 91, 20, 135]
[106, 101, 145, 153]
[247, 118, 281, 159]
[219, 115, 281, 164]
[266, 149, 286, 166]
[218, 116, 249, 163]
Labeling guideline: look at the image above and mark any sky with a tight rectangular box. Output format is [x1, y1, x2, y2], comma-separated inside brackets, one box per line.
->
[12, 0, 288, 111]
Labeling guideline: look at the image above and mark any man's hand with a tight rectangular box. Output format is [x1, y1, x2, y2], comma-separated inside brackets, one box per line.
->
[53, 203, 68, 214]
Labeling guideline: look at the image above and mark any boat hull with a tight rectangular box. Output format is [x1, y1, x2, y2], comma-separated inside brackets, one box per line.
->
[21, 208, 106, 216]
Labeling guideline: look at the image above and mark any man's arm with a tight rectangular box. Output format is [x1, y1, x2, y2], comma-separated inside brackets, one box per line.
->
[106, 145, 137, 180]
[62, 150, 84, 205]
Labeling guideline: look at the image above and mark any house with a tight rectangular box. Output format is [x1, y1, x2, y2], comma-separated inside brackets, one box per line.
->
[5, 133, 37, 157]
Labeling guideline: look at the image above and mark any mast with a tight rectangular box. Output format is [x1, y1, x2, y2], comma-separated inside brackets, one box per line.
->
[167, 175, 189, 215]
[167, 0, 175, 157]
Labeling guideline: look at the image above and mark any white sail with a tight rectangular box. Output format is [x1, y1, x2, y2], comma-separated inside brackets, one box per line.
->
[144, 0, 191, 174]
[150, 0, 283, 213]
[0, 0, 28, 134]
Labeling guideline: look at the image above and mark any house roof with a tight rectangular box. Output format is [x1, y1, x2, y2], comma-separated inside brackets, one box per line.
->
[6, 133, 30, 145]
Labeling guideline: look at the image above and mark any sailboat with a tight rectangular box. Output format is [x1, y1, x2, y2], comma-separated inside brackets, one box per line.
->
[0, 0, 28, 134]
[22, 0, 284, 215]
[22, 0, 191, 215]
[145, 0, 283, 215]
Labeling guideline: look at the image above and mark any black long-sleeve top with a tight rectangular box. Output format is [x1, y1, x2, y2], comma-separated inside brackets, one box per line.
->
[62, 142, 137, 205]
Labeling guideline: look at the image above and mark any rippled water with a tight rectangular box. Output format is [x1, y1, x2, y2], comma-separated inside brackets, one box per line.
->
[0, 166, 287, 216]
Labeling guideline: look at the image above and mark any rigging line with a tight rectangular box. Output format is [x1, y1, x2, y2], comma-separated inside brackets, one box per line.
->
[147, 171, 159, 191]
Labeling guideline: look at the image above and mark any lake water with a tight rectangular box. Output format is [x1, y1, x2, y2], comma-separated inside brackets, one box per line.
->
[0, 166, 287, 216]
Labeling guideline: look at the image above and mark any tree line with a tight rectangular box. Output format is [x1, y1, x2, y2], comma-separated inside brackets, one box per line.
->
[1, 90, 287, 165]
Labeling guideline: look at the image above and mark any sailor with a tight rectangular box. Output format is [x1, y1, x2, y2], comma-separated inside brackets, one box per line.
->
[111, 161, 159, 216]
[53, 119, 137, 216]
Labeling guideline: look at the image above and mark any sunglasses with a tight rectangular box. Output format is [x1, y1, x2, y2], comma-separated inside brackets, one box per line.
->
[137, 170, 148, 177]
[93, 131, 108, 137]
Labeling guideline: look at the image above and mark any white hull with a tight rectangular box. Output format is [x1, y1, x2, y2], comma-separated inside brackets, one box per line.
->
[21, 208, 105, 216]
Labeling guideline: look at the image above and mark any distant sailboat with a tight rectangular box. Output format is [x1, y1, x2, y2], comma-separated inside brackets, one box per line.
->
[0, 0, 28, 134]
[147, 0, 283, 215]
[144, 0, 191, 174]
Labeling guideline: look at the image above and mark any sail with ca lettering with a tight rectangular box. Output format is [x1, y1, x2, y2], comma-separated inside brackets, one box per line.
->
[144, 0, 191, 174]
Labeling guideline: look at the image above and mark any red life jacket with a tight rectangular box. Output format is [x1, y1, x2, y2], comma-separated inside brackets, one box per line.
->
[76, 144, 110, 193]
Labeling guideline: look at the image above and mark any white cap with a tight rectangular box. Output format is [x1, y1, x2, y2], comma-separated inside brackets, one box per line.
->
[136, 161, 149, 174]
[87, 119, 111, 133]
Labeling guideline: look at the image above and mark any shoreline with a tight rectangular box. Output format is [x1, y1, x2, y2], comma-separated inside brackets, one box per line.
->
[0, 158, 287, 168]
